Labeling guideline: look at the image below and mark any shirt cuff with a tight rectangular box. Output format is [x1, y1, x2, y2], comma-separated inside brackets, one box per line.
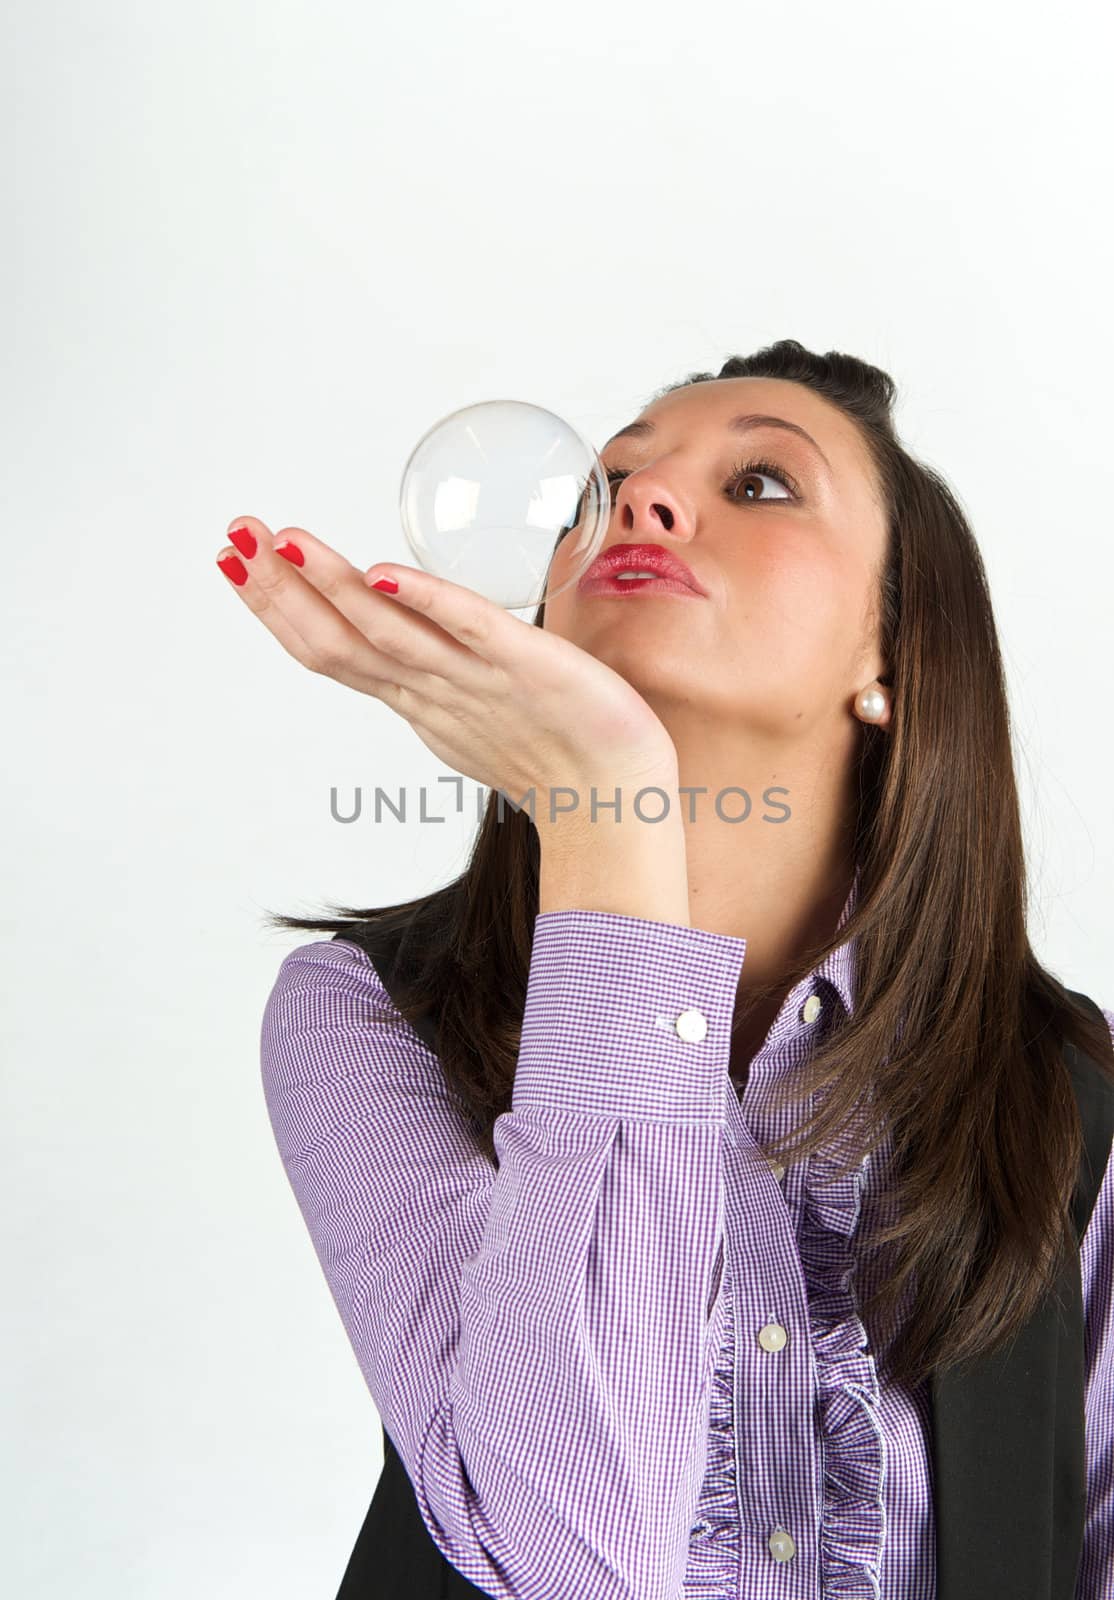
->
[512, 908, 748, 1123]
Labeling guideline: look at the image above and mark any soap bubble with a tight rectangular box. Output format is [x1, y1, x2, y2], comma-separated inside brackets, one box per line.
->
[399, 399, 612, 610]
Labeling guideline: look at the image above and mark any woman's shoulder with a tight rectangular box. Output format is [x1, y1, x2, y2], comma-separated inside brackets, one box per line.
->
[265, 932, 395, 1011]
[259, 933, 440, 1090]
[271, 930, 384, 974]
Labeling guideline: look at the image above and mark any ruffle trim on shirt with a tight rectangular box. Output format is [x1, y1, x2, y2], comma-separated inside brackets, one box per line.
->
[684, 1250, 741, 1598]
[800, 1119, 887, 1599]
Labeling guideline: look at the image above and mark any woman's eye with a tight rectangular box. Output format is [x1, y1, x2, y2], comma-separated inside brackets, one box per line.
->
[734, 471, 793, 501]
[604, 465, 794, 502]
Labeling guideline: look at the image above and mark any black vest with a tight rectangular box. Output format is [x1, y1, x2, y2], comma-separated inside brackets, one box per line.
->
[328, 917, 1114, 1600]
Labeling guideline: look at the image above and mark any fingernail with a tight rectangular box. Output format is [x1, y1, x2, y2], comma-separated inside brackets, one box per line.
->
[371, 577, 398, 593]
[275, 541, 304, 567]
[228, 526, 257, 559]
[217, 554, 248, 586]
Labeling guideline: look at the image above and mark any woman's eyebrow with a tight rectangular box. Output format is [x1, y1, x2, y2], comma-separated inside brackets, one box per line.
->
[603, 413, 832, 474]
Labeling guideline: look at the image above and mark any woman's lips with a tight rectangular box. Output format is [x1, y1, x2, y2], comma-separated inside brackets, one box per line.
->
[576, 572, 705, 598]
[576, 543, 707, 595]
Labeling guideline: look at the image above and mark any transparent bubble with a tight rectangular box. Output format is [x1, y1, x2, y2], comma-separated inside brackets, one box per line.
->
[399, 399, 612, 610]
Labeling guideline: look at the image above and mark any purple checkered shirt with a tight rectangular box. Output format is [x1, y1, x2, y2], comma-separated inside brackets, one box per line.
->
[260, 873, 1114, 1599]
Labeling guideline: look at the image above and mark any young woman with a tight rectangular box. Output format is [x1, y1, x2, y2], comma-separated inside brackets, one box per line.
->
[220, 341, 1114, 1598]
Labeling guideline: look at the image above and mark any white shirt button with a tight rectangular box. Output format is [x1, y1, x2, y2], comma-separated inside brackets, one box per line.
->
[802, 994, 823, 1024]
[768, 1528, 796, 1562]
[757, 1322, 788, 1352]
[674, 1007, 708, 1042]
[768, 1160, 787, 1182]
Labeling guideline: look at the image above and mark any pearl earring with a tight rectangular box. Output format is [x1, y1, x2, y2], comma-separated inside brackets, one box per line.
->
[855, 685, 888, 723]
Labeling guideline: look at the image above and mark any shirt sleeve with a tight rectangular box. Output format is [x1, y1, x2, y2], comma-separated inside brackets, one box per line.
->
[1077, 1004, 1114, 1600]
[259, 909, 749, 1600]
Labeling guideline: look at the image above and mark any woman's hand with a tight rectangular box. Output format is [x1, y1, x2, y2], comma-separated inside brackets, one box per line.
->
[216, 516, 680, 828]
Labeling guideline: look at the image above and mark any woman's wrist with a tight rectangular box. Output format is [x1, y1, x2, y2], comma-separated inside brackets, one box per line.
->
[535, 767, 690, 923]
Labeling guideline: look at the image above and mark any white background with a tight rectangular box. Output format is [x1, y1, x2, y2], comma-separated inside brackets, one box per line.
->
[2, 1, 1111, 1594]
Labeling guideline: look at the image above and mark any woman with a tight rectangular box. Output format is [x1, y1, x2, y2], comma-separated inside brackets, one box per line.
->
[220, 341, 1114, 1598]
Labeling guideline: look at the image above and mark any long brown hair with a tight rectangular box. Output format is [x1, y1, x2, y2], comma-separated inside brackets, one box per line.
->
[263, 339, 1114, 1392]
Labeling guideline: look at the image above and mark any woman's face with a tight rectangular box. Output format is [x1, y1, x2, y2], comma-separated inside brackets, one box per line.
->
[542, 376, 890, 741]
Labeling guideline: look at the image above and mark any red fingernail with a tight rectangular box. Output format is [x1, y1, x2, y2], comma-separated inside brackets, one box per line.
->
[371, 577, 398, 593]
[228, 526, 257, 559]
[275, 541, 304, 567]
[217, 554, 248, 586]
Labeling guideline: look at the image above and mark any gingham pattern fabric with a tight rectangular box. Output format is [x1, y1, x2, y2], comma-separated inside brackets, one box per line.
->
[260, 878, 1114, 1599]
